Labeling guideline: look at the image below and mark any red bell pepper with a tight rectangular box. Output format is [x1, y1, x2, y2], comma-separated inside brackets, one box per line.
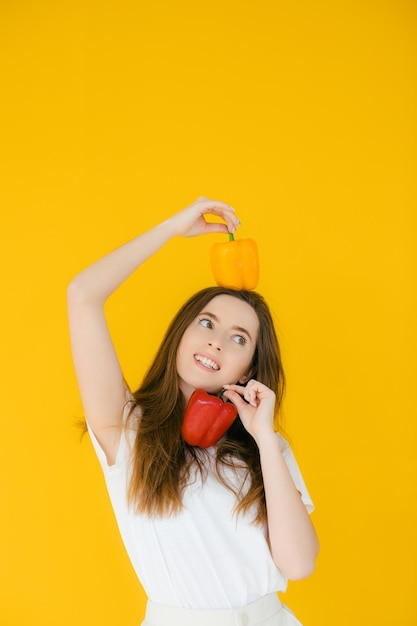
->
[181, 388, 238, 448]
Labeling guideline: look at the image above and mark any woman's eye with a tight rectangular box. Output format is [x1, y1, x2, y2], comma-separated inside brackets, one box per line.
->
[233, 335, 247, 346]
[199, 318, 213, 329]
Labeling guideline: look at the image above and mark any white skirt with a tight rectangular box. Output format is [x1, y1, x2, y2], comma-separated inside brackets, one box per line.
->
[141, 593, 303, 626]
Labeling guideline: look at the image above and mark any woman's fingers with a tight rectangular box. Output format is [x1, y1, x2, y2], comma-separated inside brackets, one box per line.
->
[222, 385, 247, 404]
[172, 197, 239, 238]
[189, 197, 239, 235]
[195, 196, 235, 214]
[223, 383, 257, 408]
[223, 381, 275, 408]
[223, 381, 276, 440]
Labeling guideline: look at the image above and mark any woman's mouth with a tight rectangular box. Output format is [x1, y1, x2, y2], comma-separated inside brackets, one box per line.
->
[194, 354, 220, 371]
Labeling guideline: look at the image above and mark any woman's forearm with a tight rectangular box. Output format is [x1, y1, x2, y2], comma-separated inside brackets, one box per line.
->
[257, 432, 319, 580]
[68, 218, 178, 305]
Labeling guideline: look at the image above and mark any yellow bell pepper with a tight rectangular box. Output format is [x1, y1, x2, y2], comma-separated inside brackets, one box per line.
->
[210, 233, 259, 290]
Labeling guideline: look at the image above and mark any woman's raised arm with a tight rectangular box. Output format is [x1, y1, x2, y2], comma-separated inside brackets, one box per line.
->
[67, 197, 238, 464]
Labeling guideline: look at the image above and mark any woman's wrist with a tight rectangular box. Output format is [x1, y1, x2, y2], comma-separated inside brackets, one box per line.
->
[252, 425, 277, 450]
[152, 216, 180, 240]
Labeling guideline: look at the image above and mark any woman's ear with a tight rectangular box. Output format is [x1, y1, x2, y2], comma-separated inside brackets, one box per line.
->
[238, 366, 256, 385]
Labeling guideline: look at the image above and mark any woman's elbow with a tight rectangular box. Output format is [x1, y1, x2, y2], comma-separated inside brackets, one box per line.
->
[67, 275, 97, 307]
[273, 542, 320, 581]
[67, 276, 84, 304]
[285, 558, 317, 581]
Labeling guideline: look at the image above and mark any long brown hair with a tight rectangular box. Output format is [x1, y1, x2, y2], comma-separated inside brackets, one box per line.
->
[127, 287, 285, 524]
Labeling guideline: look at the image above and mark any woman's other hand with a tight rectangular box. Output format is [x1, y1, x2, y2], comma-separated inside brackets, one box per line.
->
[222, 380, 276, 444]
[167, 196, 239, 238]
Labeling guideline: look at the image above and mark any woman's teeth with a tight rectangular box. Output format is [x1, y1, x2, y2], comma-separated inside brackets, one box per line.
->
[194, 355, 220, 370]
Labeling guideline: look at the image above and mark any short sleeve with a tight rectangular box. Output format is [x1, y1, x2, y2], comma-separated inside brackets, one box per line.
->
[86, 389, 138, 476]
[277, 434, 315, 514]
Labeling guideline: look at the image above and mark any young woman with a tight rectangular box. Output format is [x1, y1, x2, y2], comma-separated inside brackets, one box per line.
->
[67, 197, 319, 626]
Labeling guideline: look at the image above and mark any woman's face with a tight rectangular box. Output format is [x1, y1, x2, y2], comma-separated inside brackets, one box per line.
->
[176, 295, 259, 402]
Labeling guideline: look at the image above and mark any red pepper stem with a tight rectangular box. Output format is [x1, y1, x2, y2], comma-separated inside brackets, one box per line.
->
[229, 232, 235, 241]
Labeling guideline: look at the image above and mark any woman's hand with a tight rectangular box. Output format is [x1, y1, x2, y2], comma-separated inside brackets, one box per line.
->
[167, 196, 239, 238]
[222, 380, 276, 444]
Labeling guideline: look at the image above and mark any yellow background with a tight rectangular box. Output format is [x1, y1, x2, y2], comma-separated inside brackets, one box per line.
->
[1, 1, 416, 624]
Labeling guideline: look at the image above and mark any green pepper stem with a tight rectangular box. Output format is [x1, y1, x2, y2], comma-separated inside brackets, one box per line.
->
[229, 232, 235, 241]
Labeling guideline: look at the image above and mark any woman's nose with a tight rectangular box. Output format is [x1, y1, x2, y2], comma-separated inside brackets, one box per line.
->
[208, 339, 221, 351]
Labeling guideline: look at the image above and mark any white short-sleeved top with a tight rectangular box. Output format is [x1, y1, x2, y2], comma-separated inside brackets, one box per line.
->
[87, 403, 314, 610]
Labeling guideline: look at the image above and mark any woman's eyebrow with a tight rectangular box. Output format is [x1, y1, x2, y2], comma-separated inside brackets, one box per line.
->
[199, 311, 219, 322]
[233, 325, 252, 341]
[199, 311, 253, 341]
